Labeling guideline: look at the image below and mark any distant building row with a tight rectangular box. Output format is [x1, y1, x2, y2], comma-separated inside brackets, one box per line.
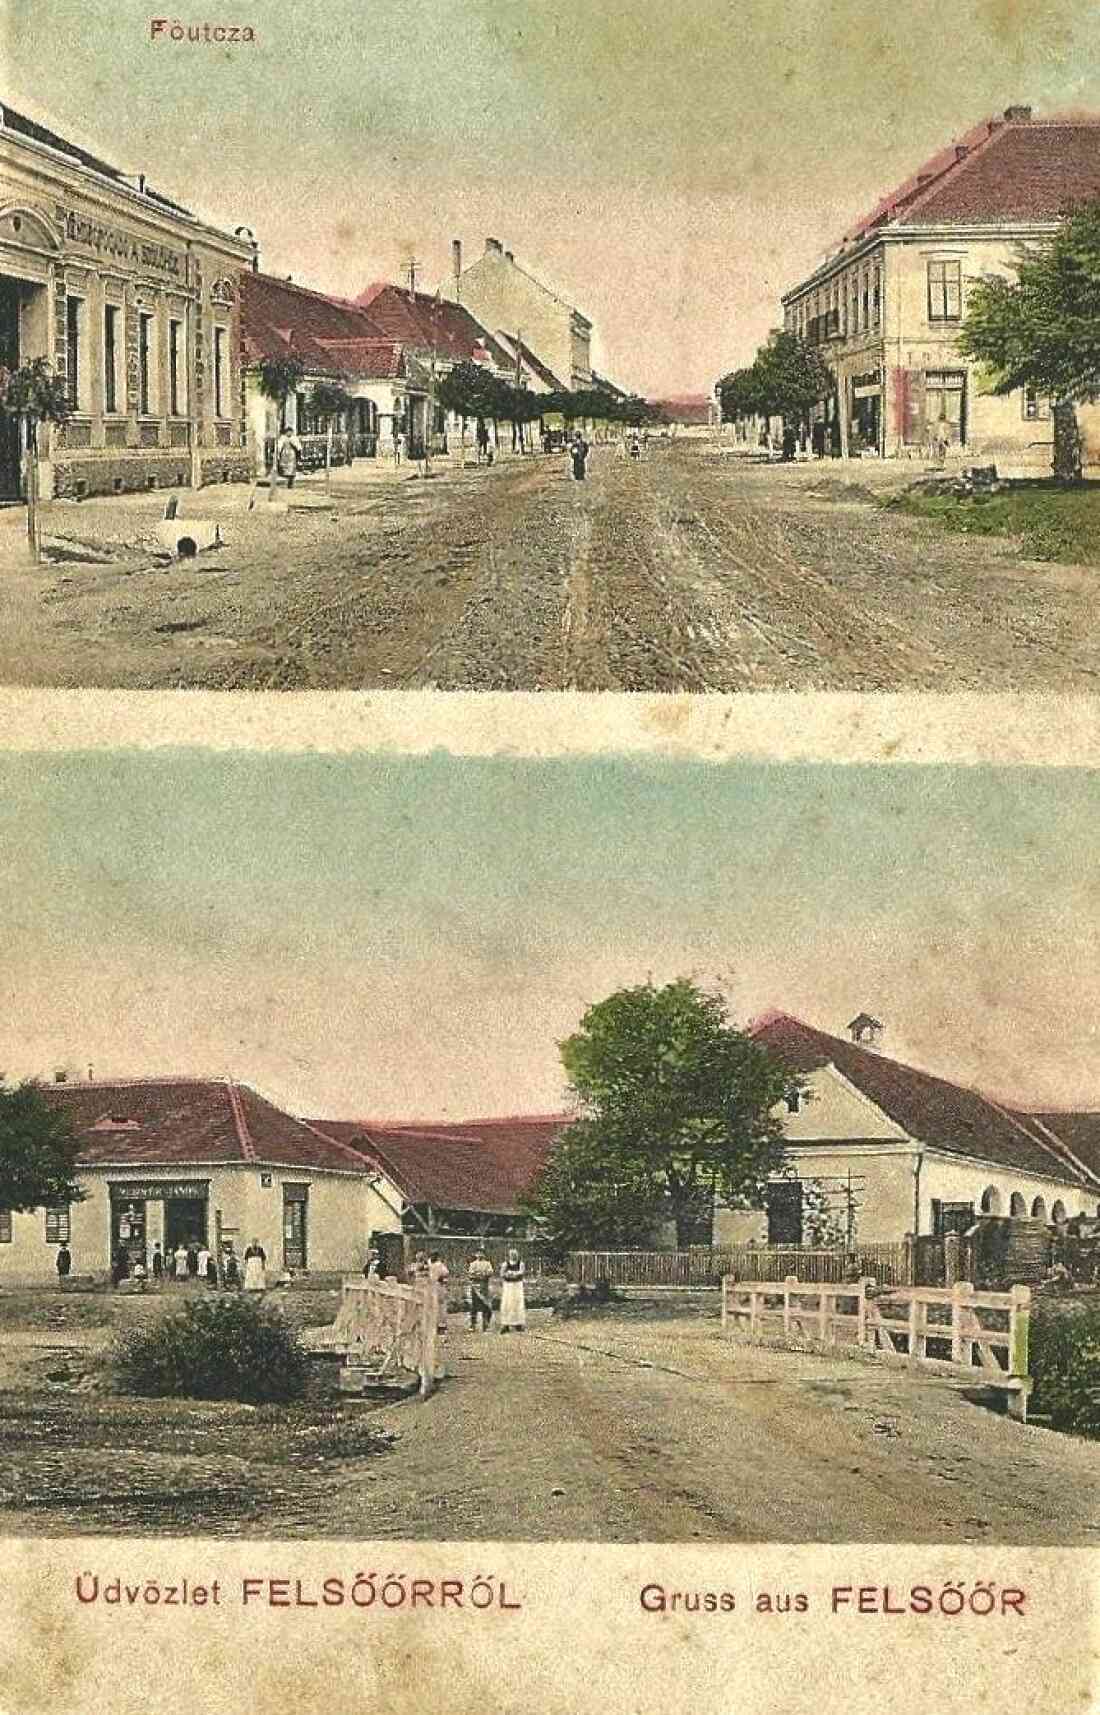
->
[0, 101, 621, 502]
[776, 106, 1100, 472]
[4, 1011, 1100, 1284]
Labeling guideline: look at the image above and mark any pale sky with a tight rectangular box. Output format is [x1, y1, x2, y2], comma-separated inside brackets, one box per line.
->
[3, 749, 1099, 1120]
[5, 0, 1099, 393]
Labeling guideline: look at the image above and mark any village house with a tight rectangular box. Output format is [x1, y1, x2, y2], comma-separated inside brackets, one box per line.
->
[780, 107, 1100, 473]
[651, 394, 716, 436]
[0, 100, 253, 501]
[452, 236, 595, 393]
[716, 1012, 1100, 1248]
[0, 1076, 402, 1287]
[239, 269, 430, 474]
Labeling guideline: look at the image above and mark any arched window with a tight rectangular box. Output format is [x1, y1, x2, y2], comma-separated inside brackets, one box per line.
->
[1051, 1200, 1067, 1223]
[1031, 1196, 1047, 1221]
[980, 1186, 1002, 1215]
[1009, 1192, 1027, 1217]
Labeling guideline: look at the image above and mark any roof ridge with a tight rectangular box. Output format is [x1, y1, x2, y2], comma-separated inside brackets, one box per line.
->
[295, 1115, 402, 1172]
[223, 1079, 256, 1164]
[1022, 1112, 1100, 1192]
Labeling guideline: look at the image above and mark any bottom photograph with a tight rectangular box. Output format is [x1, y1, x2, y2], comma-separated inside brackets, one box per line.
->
[1, 742, 1098, 1543]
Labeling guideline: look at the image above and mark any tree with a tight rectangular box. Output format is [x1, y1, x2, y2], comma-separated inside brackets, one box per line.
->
[256, 354, 305, 502]
[799, 1177, 847, 1248]
[523, 1117, 666, 1255]
[959, 201, 1100, 476]
[0, 358, 70, 562]
[306, 380, 352, 494]
[752, 332, 831, 426]
[0, 1081, 85, 1213]
[528, 979, 793, 1249]
[437, 360, 503, 464]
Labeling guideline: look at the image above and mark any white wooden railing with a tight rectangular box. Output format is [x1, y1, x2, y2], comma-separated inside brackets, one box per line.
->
[307, 1275, 439, 1396]
[721, 1275, 1031, 1420]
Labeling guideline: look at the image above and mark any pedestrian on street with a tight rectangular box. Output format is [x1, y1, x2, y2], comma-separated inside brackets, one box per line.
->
[476, 420, 489, 466]
[499, 1249, 527, 1333]
[172, 1242, 188, 1282]
[570, 434, 590, 482]
[275, 425, 303, 490]
[811, 420, 826, 459]
[56, 1241, 72, 1281]
[364, 1247, 381, 1279]
[151, 1242, 164, 1283]
[111, 1248, 129, 1290]
[466, 1249, 494, 1331]
[428, 1251, 450, 1378]
[205, 1249, 219, 1288]
[224, 1246, 240, 1289]
[781, 423, 797, 461]
[196, 1242, 211, 1283]
[243, 1239, 267, 1292]
[186, 1241, 200, 1279]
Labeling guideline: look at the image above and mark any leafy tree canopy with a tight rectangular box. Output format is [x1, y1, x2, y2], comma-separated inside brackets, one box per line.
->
[958, 201, 1100, 401]
[257, 354, 306, 408]
[0, 1081, 85, 1213]
[526, 979, 794, 1249]
[308, 381, 352, 420]
[0, 359, 70, 426]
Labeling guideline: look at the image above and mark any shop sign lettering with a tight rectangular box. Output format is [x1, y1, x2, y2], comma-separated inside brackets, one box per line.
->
[60, 210, 183, 278]
[108, 1181, 209, 1202]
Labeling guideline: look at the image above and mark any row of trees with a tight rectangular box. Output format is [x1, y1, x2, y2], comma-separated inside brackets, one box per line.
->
[717, 331, 832, 437]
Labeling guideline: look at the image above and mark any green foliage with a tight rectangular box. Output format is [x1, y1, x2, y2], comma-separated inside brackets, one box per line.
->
[529, 979, 791, 1249]
[436, 359, 503, 425]
[884, 483, 1100, 564]
[0, 1082, 85, 1212]
[257, 354, 306, 410]
[308, 381, 352, 421]
[0, 359, 70, 429]
[113, 1295, 308, 1405]
[523, 1116, 667, 1254]
[718, 335, 829, 425]
[958, 201, 1100, 402]
[1030, 1303, 1100, 1437]
[800, 1177, 847, 1248]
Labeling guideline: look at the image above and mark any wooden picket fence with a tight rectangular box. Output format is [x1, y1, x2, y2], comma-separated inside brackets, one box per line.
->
[307, 1275, 440, 1396]
[721, 1275, 1032, 1419]
[568, 1242, 911, 1289]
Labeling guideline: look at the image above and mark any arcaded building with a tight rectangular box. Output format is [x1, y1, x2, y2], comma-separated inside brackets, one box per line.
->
[0, 101, 253, 500]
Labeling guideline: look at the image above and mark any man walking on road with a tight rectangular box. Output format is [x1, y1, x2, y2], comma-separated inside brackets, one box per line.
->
[274, 425, 303, 491]
[571, 434, 590, 482]
[467, 1249, 494, 1331]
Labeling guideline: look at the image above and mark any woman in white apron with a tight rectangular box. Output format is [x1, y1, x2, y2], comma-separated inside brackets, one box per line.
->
[242, 1239, 267, 1292]
[499, 1250, 526, 1333]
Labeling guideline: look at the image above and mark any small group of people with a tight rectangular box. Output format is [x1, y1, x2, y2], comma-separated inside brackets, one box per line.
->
[465, 1247, 527, 1333]
[104, 1237, 268, 1291]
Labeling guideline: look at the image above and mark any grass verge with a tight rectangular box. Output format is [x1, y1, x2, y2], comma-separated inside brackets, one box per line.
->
[884, 481, 1100, 564]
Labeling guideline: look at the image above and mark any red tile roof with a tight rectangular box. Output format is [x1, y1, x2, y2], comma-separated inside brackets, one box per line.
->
[313, 337, 413, 380]
[1027, 1114, 1100, 1190]
[45, 1079, 374, 1175]
[240, 271, 388, 376]
[309, 1115, 567, 1212]
[846, 114, 1100, 239]
[750, 1013, 1100, 1189]
[353, 285, 513, 369]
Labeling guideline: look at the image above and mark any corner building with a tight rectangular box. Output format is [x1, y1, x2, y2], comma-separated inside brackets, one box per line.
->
[0, 102, 252, 500]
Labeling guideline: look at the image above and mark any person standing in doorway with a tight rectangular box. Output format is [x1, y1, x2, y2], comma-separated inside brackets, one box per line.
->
[275, 425, 303, 491]
[205, 1249, 219, 1288]
[195, 1241, 211, 1283]
[55, 1241, 72, 1283]
[499, 1249, 527, 1333]
[243, 1239, 267, 1292]
[186, 1241, 200, 1280]
[172, 1242, 188, 1283]
[151, 1242, 164, 1284]
[466, 1249, 494, 1331]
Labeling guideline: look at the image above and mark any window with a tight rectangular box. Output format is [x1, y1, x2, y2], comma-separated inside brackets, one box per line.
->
[139, 312, 155, 415]
[213, 325, 227, 418]
[168, 319, 184, 416]
[785, 1091, 801, 1114]
[872, 272, 881, 326]
[926, 370, 966, 443]
[104, 304, 121, 413]
[0, 1209, 10, 1244]
[927, 259, 961, 322]
[1022, 385, 1049, 421]
[45, 1206, 70, 1243]
[65, 297, 83, 411]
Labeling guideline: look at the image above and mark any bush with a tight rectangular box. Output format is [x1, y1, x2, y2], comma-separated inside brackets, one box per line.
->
[1029, 1303, 1100, 1437]
[113, 1295, 308, 1405]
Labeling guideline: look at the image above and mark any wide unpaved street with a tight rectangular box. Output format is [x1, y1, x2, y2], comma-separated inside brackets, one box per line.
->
[2, 444, 1099, 690]
[2, 1307, 1097, 1542]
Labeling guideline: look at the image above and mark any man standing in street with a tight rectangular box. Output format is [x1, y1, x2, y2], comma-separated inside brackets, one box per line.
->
[571, 433, 590, 482]
[55, 1240, 72, 1283]
[275, 424, 303, 491]
[467, 1249, 494, 1331]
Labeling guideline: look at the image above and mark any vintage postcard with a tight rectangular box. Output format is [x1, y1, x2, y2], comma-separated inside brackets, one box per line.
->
[1, 0, 1099, 1707]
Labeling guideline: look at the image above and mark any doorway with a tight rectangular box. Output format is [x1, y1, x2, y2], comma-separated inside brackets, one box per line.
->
[164, 1196, 208, 1254]
[111, 1198, 148, 1272]
[283, 1184, 308, 1270]
[766, 1180, 803, 1246]
[0, 278, 22, 500]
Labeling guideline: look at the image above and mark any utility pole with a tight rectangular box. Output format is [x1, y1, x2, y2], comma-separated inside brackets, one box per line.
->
[405, 257, 421, 302]
[514, 328, 524, 453]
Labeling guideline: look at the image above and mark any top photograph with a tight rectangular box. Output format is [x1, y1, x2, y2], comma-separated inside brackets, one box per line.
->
[1, 0, 1099, 692]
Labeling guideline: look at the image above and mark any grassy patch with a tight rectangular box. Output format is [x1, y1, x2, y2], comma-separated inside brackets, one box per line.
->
[884, 482, 1100, 564]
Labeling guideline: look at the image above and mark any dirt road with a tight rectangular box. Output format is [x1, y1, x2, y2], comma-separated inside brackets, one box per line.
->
[2, 445, 1098, 690]
[3, 1310, 1096, 1542]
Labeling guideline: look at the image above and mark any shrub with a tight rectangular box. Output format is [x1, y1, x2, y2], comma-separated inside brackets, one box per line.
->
[113, 1295, 308, 1406]
[1029, 1303, 1100, 1437]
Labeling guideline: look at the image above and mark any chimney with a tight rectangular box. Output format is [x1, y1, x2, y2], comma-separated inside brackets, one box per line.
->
[504, 249, 514, 263]
[1004, 104, 1033, 121]
[87, 1065, 94, 1082]
[485, 237, 503, 254]
[847, 1012, 884, 1050]
[451, 238, 462, 282]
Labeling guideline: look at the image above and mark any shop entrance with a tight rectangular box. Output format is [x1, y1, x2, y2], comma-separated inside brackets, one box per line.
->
[164, 1197, 208, 1254]
[283, 1184, 309, 1271]
[111, 1197, 148, 1272]
[0, 278, 23, 501]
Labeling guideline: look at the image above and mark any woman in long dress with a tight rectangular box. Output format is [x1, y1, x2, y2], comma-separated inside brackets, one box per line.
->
[428, 1252, 450, 1379]
[499, 1249, 526, 1333]
[242, 1239, 267, 1292]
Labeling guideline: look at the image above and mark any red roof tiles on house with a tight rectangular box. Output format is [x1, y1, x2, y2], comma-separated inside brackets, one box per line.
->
[240, 271, 388, 376]
[750, 1014, 1100, 1189]
[309, 1115, 568, 1212]
[45, 1079, 374, 1175]
[352, 285, 513, 369]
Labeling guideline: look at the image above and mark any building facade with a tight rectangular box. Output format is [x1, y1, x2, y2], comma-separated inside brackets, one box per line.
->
[0, 1077, 401, 1287]
[0, 103, 253, 500]
[780, 109, 1100, 473]
[453, 237, 593, 391]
